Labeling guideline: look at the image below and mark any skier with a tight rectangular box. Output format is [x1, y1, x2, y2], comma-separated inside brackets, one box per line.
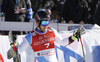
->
[8, 9, 85, 62]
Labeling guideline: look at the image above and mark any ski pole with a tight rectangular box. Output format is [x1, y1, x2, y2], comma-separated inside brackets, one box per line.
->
[9, 31, 21, 62]
[80, 37, 85, 62]
[78, 25, 85, 62]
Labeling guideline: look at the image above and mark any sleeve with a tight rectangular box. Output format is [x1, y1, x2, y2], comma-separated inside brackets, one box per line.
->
[52, 28, 74, 46]
[25, 0, 31, 8]
[22, 0, 27, 13]
[18, 32, 32, 54]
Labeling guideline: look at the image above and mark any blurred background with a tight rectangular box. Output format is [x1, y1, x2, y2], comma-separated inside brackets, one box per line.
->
[0, 0, 98, 23]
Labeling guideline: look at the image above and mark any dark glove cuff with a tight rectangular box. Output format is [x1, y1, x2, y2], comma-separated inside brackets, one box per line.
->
[69, 36, 74, 43]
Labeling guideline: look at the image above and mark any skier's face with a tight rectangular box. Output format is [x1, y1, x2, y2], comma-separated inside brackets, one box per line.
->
[35, 20, 50, 32]
[40, 25, 48, 32]
[40, 20, 50, 32]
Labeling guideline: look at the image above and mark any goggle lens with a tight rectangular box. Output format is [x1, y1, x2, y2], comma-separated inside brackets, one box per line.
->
[41, 21, 50, 26]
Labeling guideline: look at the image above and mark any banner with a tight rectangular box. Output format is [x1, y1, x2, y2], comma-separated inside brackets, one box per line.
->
[55, 41, 83, 62]
[0, 36, 13, 62]
[55, 33, 84, 62]
[82, 24, 100, 62]
[55, 24, 100, 62]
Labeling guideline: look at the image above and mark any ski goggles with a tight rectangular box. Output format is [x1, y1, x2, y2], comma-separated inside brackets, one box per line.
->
[41, 20, 50, 26]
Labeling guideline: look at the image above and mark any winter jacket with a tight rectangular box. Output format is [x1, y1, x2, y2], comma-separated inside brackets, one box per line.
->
[94, 1, 100, 26]
[1, 0, 26, 21]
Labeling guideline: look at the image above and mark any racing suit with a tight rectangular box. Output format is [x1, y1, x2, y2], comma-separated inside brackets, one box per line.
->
[18, 27, 74, 62]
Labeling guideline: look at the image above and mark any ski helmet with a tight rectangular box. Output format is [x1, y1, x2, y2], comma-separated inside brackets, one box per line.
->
[34, 9, 51, 26]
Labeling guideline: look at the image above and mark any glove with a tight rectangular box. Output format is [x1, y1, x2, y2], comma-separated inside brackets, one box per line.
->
[7, 42, 18, 59]
[72, 25, 85, 40]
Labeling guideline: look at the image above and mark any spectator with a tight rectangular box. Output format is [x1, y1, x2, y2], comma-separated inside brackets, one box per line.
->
[46, 9, 52, 16]
[94, 0, 100, 26]
[7, 9, 85, 62]
[46, 9, 55, 23]
[30, 0, 55, 18]
[25, 0, 33, 22]
[51, 0, 65, 23]
[1, 0, 26, 22]
[1, 0, 26, 35]
[0, 0, 2, 13]
[87, 0, 98, 24]
[58, 0, 66, 23]
[62, 0, 88, 24]
[51, 2, 59, 23]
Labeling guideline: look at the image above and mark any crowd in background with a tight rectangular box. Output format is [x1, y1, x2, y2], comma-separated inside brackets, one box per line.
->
[0, 0, 99, 23]
[30, 0, 99, 25]
[0, 0, 100, 34]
